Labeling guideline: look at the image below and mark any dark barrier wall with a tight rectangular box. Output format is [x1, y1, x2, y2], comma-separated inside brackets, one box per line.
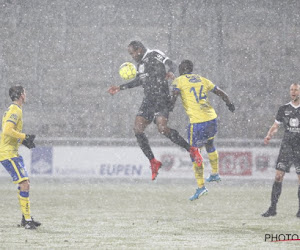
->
[1, 0, 299, 140]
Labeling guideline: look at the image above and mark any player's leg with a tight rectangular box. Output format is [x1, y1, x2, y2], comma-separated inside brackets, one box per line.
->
[1, 156, 40, 229]
[156, 115, 189, 150]
[16, 158, 41, 229]
[189, 161, 208, 201]
[134, 101, 161, 180]
[295, 149, 300, 217]
[135, 116, 161, 180]
[185, 122, 207, 200]
[196, 119, 220, 182]
[205, 138, 221, 183]
[134, 115, 153, 160]
[262, 143, 291, 217]
[18, 180, 32, 222]
[262, 170, 285, 217]
[156, 116, 203, 166]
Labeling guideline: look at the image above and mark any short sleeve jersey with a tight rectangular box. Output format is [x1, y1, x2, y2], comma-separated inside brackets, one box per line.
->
[172, 74, 217, 123]
[275, 102, 300, 140]
[0, 104, 23, 161]
[137, 49, 170, 100]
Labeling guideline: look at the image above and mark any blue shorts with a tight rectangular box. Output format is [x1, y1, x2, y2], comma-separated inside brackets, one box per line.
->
[188, 119, 218, 148]
[1, 156, 29, 184]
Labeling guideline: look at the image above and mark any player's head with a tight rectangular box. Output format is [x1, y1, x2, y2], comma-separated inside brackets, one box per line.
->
[128, 40, 146, 63]
[290, 83, 300, 102]
[9, 85, 26, 103]
[179, 60, 193, 75]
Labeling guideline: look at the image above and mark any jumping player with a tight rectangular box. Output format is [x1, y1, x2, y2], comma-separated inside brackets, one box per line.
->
[262, 83, 300, 218]
[0, 86, 40, 229]
[170, 60, 235, 200]
[108, 41, 203, 181]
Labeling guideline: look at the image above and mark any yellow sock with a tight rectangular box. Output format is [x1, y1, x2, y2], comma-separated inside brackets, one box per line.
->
[19, 191, 31, 220]
[208, 150, 219, 174]
[193, 161, 204, 188]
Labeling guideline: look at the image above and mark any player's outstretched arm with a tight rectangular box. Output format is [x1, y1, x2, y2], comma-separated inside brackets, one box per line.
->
[264, 122, 279, 145]
[108, 78, 143, 96]
[213, 87, 235, 112]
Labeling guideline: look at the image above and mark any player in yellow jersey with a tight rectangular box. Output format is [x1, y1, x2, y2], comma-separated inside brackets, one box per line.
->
[170, 60, 235, 201]
[0, 86, 40, 229]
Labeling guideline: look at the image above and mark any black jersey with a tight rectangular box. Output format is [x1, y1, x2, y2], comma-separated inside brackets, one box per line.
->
[120, 49, 175, 100]
[276, 102, 300, 140]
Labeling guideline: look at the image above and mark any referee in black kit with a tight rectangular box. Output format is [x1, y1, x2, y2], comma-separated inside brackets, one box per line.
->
[262, 83, 300, 218]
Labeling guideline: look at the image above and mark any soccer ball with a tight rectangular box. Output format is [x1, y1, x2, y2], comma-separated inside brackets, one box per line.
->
[119, 62, 137, 80]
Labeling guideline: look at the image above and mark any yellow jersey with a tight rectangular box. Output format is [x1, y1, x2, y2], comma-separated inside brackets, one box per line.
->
[0, 103, 25, 161]
[172, 74, 217, 123]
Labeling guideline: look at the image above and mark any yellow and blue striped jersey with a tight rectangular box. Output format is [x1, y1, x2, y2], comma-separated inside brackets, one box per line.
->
[172, 74, 217, 123]
[0, 104, 24, 161]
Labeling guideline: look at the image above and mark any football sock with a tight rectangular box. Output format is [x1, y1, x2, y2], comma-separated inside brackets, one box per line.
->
[19, 191, 31, 221]
[270, 181, 282, 211]
[193, 161, 204, 188]
[135, 133, 154, 160]
[164, 129, 190, 151]
[208, 150, 219, 174]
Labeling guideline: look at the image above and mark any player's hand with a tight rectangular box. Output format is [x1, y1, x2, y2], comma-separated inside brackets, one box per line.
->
[108, 86, 120, 95]
[165, 72, 175, 81]
[226, 103, 235, 112]
[22, 134, 36, 149]
[264, 135, 271, 145]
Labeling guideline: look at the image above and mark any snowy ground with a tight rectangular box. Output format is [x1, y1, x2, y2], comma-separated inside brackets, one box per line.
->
[0, 178, 299, 249]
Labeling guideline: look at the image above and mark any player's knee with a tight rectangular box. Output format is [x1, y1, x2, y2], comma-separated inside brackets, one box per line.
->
[157, 125, 169, 135]
[205, 145, 216, 153]
[19, 180, 30, 192]
[205, 140, 215, 152]
[275, 172, 284, 182]
[133, 126, 143, 135]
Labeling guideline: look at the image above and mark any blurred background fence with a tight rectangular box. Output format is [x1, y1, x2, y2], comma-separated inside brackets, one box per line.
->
[1, 0, 299, 142]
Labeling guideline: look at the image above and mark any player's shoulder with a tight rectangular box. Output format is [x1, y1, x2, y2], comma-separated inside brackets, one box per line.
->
[7, 104, 22, 117]
[280, 102, 292, 109]
[146, 49, 168, 63]
[277, 102, 292, 113]
[9, 103, 22, 112]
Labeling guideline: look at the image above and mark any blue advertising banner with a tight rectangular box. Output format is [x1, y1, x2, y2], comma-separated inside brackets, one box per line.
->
[31, 147, 53, 175]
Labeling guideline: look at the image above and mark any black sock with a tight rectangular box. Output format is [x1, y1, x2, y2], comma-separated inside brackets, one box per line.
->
[270, 181, 282, 211]
[164, 129, 190, 151]
[135, 133, 154, 161]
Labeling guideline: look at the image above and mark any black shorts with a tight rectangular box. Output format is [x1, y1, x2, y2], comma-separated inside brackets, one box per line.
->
[137, 97, 170, 122]
[276, 140, 300, 174]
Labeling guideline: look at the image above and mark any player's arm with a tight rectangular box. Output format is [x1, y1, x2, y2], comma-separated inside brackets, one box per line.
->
[264, 122, 279, 145]
[2, 121, 26, 140]
[212, 87, 235, 112]
[108, 78, 142, 95]
[169, 88, 180, 112]
[165, 59, 176, 80]
[3, 121, 36, 148]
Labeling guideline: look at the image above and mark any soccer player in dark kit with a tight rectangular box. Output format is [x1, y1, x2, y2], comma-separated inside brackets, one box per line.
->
[108, 41, 203, 181]
[262, 83, 300, 218]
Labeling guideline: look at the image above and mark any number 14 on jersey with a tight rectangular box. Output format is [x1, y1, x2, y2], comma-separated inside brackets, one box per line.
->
[190, 86, 207, 103]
